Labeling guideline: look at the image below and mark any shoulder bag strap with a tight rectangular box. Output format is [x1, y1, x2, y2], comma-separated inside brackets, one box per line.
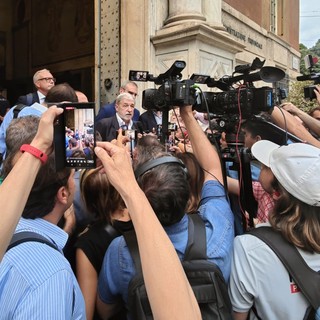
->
[184, 214, 207, 261]
[123, 230, 142, 273]
[7, 231, 59, 252]
[249, 226, 320, 309]
[13, 104, 27, 119]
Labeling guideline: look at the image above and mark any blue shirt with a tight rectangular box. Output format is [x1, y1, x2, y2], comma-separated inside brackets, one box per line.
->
[98, 180, 234, 305]
[0, 103, 46, 158]
[0, 218, 86, 319]
[96, 101, 140, 122]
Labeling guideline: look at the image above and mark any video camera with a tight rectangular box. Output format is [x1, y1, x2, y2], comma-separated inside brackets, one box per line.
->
[296, 55, 320, 100]
[130, 57, 284, 116]
[196, 58, 285, 122]
[129, 60, 197, 110]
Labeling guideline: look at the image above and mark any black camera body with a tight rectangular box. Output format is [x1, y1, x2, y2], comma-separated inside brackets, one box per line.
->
[142, 79, 196, 111]
[197, 86, 274, 118]
[129, 60, 198, 111]
[297, 55, 320, 100]
[129, 58, 284, 137]
[304, 84, 318, 100]
[297, 73, 320, 101]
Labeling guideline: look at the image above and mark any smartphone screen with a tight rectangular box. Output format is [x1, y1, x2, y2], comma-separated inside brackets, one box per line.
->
[54, 102, 96, 169]
[129, 70, 149, 82]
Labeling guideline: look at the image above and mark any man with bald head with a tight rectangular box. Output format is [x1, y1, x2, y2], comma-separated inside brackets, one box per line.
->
[16, 69, 56, 106]
[95, 92, 143, 141]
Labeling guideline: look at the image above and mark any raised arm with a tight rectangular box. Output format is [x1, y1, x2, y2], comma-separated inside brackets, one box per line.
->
[280, 102, 320, 136]
[0, 106, 63, 260]
[179, 105, 224, 184]
[271, 106, 320, 148]
[94, 140, 201, 320]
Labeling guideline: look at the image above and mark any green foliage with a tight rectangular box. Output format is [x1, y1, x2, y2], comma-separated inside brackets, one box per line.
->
[294, 41, 320, 112]
[287, 80, 318, 112]
[299, 42, 320, 74]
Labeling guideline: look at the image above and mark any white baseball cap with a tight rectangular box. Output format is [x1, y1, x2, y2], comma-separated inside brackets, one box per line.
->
[251, 140, 320, 207]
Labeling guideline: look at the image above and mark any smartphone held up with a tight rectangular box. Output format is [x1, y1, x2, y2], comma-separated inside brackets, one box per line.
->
[54, 102, 96, 170]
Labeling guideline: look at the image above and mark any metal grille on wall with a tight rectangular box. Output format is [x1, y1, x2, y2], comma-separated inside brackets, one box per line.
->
[99, 0, 120, 106]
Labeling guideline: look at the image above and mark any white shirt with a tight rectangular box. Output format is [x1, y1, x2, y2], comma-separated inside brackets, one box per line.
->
[229, 224, 320, 319]
[116, 113, 133, 129]
[37, 91, 46, 104]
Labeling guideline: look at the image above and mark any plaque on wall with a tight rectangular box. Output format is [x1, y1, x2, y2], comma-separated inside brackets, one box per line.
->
[31, 0, 94, 67]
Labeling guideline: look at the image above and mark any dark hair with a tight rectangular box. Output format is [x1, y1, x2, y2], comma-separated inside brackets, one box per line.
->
[133, 135, 165, 169]
[45, 83, 78, 104]
[136, 157, 189, 226]
[80, 167, 126, 223]
[20, 154, 72, 219]
[269, 180, 320, 253]
[241, 118, 286, 145]
[176, 152, 204, 214]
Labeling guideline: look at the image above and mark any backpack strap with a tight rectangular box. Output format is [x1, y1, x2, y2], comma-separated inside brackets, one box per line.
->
[6, 231, 59, 252]
[184, 214, 207, 260]
[123, 229, 142, 273]
[13, 104, 27, 119]
[123, 214, 207, 273]
[249, 226, 320, 309]
[6, 231, 77, 314]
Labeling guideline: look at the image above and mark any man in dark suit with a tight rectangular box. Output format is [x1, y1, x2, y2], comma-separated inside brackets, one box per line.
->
[16, 69, 56, 105]
[96, 80, 140, 122]
[96, 92, 143, 142]
[139, 109, 162, 133]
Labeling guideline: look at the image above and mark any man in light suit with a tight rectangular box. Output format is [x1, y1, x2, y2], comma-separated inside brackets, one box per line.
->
[16, 69, 56, 106]
[96, 92, 143, 142]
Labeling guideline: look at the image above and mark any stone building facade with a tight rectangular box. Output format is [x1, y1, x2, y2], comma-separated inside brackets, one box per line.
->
[0, 0, 300, 111]
[97, 0, 300, 112]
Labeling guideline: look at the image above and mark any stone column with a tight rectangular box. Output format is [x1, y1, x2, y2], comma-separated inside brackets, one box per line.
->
[164, 0, 206, 27]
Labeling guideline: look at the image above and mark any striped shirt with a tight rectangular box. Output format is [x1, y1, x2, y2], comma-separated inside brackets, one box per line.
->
[0, 217, 85, 319]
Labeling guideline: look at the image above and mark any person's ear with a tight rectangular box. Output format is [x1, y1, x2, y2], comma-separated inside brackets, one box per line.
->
[56, 186, 69, 205]
[255, 135, 262, 142]
[34, 81, 41, 90]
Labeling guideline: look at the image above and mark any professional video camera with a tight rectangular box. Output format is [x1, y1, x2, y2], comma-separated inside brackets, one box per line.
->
[129, 60, 197, 110]
[296, 54, 320, 100]
[195, 57, 285, 120]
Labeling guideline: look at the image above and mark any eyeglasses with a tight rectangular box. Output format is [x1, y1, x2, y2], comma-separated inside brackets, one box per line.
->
[38, 77, 56, 83]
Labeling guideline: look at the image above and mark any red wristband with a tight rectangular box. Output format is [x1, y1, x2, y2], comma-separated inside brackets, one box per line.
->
[20, 144, 48, 164]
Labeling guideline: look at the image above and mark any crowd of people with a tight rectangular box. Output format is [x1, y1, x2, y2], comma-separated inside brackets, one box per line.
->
[0, 69, 319, 319]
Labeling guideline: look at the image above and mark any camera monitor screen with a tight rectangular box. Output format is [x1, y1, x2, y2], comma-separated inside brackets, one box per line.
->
[54, 102, 96, 169]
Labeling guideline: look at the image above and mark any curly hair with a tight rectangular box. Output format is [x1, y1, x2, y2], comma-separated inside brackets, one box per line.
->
[269, 180, 320, 253]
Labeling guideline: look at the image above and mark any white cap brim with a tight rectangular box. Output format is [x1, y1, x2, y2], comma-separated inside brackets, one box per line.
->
[251, 140, 280, 167]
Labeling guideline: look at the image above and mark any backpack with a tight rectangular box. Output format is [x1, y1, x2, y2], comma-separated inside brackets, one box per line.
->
[123, 214, 233, 320]
[249, 227, 320, 320]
